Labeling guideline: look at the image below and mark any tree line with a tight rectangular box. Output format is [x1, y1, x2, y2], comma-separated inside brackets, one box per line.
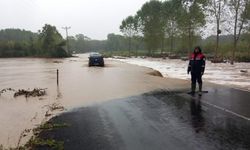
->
[120, 0, 250, 64]
[0, 28, 144, 57]
[0, 24, 70, 58]
[0, 0, 249, 63]
[67, 33, 145, 54]
[1, 27, 249, 62]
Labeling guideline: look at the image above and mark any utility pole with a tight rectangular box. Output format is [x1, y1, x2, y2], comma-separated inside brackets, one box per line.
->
[62, 26, 71, 54]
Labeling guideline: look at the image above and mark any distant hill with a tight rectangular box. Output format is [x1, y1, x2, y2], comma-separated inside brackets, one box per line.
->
[0, 28, 38, 41]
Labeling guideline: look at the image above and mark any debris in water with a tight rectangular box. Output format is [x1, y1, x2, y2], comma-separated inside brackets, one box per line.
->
[0, 88, 15, 96]
[17, 129, 32, 149]
[45, 111, 52, 117]
[147, 70, 163, 77]
[240, 70, 248, 73]
[46, 103, 65, 111]
[14, 88, 47, 98]
[53, 60, 63, 63]
[181, 57, 188, 61]
[43, 103, 66, 118]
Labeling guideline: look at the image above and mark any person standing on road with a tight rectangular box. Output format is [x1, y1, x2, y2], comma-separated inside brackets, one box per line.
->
[187, 46, 206, 95]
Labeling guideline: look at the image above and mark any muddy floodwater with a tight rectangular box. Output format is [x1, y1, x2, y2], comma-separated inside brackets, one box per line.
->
[0, 54, 188, 148]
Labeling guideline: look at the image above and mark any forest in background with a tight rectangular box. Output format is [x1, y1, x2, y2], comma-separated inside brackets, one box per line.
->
[118, 0, 250, 63]
[0, 0, 249, 62]
[1, 28, 249, 62]
[0, 25, 69, 58]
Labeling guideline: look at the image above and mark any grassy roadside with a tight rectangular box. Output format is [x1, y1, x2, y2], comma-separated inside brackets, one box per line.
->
[22, 122, 69, 150]
[101, 50, 170, 58]
[0, 122, 69, 150]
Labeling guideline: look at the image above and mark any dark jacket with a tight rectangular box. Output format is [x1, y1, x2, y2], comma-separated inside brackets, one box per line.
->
[188, 51, 206, 74]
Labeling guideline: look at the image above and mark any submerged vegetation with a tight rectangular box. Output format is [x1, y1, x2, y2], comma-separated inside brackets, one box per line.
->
[0, 88, 47, 98]
[14, 88, 47, 98]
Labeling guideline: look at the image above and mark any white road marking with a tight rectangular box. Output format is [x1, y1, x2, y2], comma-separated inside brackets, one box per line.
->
[202, 100, 250, 121]
[180, 92, 250, 121]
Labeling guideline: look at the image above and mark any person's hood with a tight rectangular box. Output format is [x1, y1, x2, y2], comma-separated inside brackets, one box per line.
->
[193, 46, 202, 53]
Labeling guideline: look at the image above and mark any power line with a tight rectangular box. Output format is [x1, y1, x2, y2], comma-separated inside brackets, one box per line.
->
[62, 26, 71, 54]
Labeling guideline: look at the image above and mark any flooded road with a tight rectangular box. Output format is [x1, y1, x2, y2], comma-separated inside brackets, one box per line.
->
[1, 54, 250, 149]
[0, 54, 187, 147]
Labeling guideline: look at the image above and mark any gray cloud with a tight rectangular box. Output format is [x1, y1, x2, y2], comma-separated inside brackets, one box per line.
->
[0, 0, 148, 40]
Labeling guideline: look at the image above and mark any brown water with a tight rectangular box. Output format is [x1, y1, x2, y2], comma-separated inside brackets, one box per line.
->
[0, 54, 188, 148]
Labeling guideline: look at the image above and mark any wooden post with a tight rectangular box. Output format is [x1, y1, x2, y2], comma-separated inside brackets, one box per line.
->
[57, 69, 59, 86]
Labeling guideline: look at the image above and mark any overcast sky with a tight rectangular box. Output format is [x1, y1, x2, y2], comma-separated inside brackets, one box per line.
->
[0, 0, 149, 40]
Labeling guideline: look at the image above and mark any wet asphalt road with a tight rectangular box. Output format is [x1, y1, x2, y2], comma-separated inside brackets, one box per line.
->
[36, 88, 250, 150]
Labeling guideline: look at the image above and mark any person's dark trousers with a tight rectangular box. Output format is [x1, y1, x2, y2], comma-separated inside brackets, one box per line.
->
[191, 72, 202, 93]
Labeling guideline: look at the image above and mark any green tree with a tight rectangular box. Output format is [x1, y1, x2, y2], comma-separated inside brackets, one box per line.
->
[137, 0, 165, 56]
[106, 33, 126, 52]
[177, 0, 206, 55]
[162, 0, 182, 53]
[39, 24, 68, 57]
[229, 0, 250, 64]
[120, 15, 138, 56]
[0, 29, 37, 41]
[207, 0, 227, 59]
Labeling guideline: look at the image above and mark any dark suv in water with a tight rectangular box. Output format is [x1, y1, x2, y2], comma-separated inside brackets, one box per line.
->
[88, 53, 104, 67]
